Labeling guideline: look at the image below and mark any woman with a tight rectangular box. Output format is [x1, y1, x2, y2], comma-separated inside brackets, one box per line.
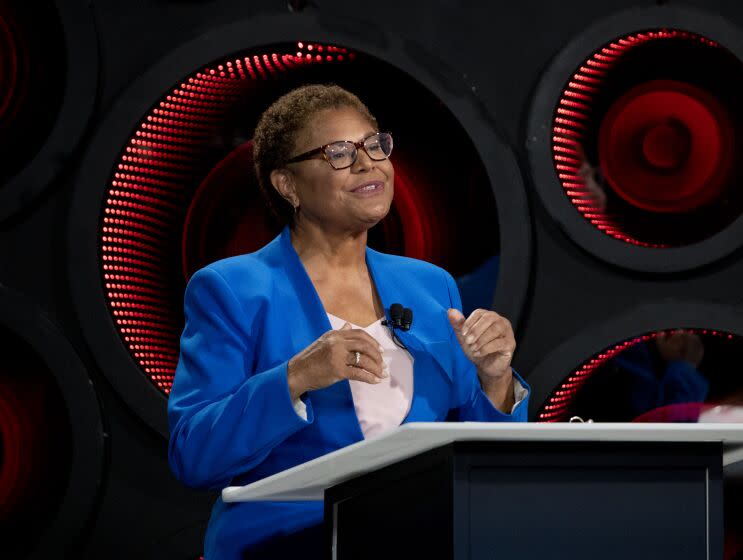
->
[168, 84, 530, 559]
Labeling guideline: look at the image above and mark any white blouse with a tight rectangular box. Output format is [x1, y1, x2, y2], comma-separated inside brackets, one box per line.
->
[326, 313, 415, 439]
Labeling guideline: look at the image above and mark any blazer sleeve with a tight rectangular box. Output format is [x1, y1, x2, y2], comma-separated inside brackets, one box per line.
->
[167, 267, 314, 490]
[442, 270, 530, 422]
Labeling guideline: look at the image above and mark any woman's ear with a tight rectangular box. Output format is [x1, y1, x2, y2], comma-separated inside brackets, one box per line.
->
[270, 168, 299, 208]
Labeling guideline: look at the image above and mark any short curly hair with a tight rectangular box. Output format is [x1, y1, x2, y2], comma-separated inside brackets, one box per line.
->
[253, 84, 378, 227]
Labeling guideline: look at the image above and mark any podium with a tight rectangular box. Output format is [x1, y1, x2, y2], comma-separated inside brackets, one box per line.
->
[223, 423, 743, 560]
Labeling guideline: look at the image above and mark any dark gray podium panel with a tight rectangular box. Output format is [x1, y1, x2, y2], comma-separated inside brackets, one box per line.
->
[325, 441, 723, 560]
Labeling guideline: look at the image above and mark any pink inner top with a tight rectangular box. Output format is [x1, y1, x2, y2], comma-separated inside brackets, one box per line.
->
[327, 313, 414, 439]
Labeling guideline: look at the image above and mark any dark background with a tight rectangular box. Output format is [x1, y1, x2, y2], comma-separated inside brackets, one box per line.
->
[1, 0, 742, 558]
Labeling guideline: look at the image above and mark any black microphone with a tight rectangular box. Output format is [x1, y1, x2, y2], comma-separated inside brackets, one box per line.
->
[389, 303, 403, 328]
[401, 307, 413, 331]
[383, 302, 413, 350]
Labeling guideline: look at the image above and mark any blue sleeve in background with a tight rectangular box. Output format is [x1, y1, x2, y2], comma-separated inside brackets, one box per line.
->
[661, 359, 710, 405]
[614, 342, 709, 419]
[455, 255, 500, 317]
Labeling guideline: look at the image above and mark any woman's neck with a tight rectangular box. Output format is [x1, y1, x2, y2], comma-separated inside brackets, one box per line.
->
[290, 219, 368, 273]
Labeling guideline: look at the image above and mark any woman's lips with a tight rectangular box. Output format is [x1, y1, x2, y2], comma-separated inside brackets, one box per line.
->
[349, 181, 385, 196]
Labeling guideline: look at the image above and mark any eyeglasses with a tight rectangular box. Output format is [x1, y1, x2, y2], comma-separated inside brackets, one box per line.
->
[285, 132, 393, 170]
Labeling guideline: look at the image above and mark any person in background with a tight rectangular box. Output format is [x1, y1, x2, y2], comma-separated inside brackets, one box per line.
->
[167, 84, 530, 559]
[571, 330, 709, 422]
[621, 330, 708, 418]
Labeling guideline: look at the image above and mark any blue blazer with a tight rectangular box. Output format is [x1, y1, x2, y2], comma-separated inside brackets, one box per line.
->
[168, 226, 530, 559]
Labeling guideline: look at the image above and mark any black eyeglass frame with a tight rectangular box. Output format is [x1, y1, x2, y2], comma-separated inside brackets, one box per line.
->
[285, 132, 393, 170]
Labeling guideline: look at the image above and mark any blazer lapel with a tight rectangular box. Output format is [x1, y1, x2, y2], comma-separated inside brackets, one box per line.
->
[276, 226, 333, 349]
[366, 248, 454, 384]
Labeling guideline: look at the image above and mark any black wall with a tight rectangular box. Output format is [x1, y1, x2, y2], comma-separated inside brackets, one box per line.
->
[1, 1, 742, 558]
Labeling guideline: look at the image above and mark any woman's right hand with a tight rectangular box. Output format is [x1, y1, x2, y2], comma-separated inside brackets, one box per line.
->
[287, 323, 388, 400]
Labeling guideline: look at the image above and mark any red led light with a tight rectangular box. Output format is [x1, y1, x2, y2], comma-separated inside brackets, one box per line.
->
[99, 44, 349, 395]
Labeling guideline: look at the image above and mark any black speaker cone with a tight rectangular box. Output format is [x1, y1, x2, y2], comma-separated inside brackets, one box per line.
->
[552, 29, 743, 247]
[0, 287, 103, 559]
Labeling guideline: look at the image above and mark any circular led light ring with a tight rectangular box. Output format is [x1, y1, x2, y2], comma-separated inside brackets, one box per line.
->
[527, 6, 743, 272]
[527, 301, 743, 422]
[552, 29, 719, 247]
[69, 16, 532, 437]
[538, 328, 734, 422]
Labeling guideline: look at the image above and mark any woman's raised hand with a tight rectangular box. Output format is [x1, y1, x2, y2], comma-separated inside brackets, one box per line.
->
[287, 323, 388, 400]
[447, 307, 515, 388]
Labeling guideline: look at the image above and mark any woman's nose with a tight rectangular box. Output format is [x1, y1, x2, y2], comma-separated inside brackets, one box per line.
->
[352, 148, 374, 172]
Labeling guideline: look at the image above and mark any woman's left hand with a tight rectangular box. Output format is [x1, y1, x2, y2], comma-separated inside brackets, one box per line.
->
[447, 308, 515, 388]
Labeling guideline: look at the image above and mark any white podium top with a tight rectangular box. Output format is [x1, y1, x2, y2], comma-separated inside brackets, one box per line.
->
[222, 422, 743, 502]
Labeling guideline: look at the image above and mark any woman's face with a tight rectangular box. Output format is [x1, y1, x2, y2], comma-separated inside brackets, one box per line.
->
[280, 106, 395, 233]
